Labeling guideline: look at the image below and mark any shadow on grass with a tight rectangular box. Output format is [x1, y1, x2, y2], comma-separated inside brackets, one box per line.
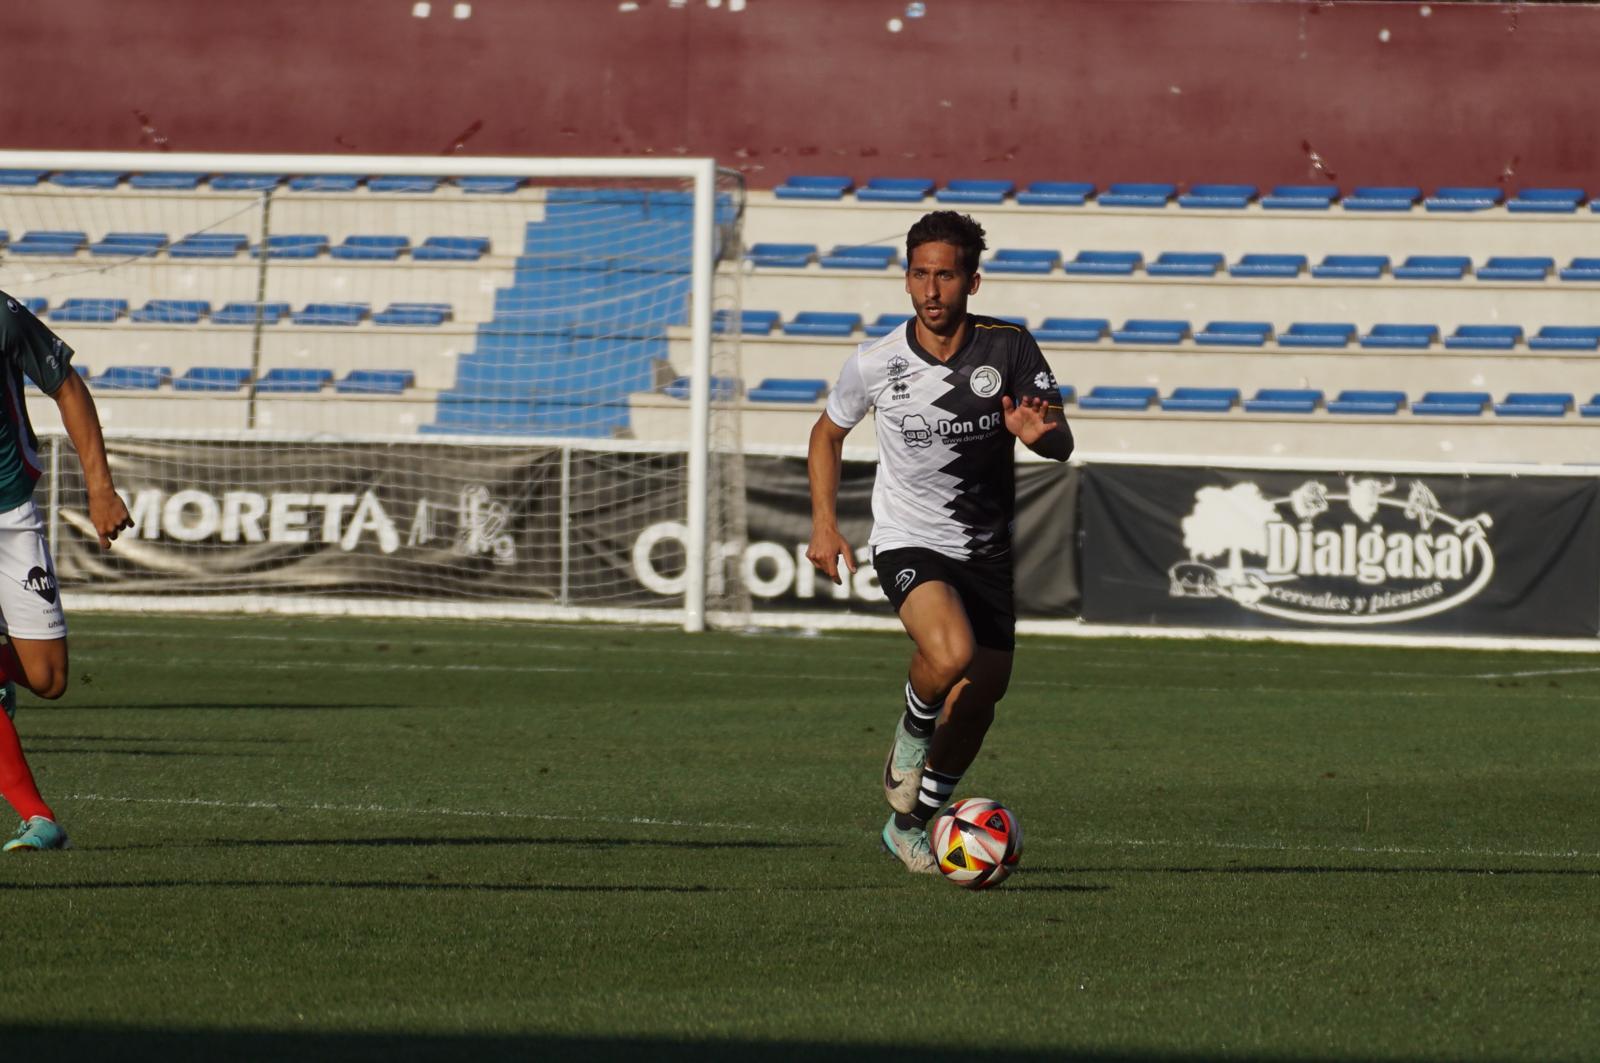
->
[30, 748, 287, 758]
[203, 835, 826, 850]
[26, 734, 305, 744]
[0, 879, 729, 894]
[43, 703, 403, 712]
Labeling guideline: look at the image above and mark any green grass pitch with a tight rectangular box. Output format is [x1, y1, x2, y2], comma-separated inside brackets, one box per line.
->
[1, 613, 1597, 1061]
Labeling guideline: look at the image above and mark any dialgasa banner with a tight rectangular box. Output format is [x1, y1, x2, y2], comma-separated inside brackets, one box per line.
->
[1080, 464, 1600, 636]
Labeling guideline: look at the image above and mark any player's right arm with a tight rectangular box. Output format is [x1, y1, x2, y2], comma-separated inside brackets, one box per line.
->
[806, 413, 856, 585]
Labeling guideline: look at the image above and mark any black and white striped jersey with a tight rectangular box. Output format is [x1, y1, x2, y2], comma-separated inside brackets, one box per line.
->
[824, 315, 1062, 561]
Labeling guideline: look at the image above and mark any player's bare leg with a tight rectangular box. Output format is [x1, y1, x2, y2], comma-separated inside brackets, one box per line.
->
[928, 647, 1012, 775]
[0, 635, 69, 851]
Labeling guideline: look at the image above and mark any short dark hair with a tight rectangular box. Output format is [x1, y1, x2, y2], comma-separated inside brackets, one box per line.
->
[905, 211, 987, 275]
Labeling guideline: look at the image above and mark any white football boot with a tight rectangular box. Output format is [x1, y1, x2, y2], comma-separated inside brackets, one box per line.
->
[882, 718, 930, 814]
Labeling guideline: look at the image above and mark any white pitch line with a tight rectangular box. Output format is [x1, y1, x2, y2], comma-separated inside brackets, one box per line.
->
[1468, 666, 1600, 680]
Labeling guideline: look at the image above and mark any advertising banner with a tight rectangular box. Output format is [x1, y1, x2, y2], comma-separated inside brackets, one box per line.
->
[1080, 464, 1600, 637]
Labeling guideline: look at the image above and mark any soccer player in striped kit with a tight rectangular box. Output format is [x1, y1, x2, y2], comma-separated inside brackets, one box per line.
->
[806, 211, 1073, 873]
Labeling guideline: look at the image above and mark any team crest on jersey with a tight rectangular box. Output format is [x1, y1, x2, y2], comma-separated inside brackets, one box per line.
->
[970, 366, 1002, 398]
[900, 414, 933, 448]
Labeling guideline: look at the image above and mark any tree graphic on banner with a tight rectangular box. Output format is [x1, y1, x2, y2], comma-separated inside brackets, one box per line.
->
[1181, 483, 1277, 592]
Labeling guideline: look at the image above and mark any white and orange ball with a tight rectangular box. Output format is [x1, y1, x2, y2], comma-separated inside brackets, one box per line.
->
[930, 797, 1022, 889]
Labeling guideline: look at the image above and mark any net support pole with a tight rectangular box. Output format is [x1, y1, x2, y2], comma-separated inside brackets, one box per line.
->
[683, 158, 718, 633]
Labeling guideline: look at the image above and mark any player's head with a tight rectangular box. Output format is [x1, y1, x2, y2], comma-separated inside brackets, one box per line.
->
[904, 211, 985, 337]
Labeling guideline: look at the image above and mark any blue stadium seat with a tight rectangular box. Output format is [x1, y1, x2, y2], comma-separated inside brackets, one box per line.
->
[253, 234, 329, 259]
[331, 235, 410, 260]
[1035, 317, 1109, 343]
[52, 171, 125, 189]
[1445, 325, 1522, 350]
[413, 236, 490, 260]
[1343, 186, 1421, 211]
[210, 174, 285, 191]
[1412, 391, 1490, 416]
[93, 366, 170, 390]
[1495, 392, 1573, 417]
[1424, 187, 1503, 212]
[1078, 386, 1157, 410]
[714, 309, 782, 336]
[1015, 181, 1094, 206]
[747, 243, 817, 268]
[1278, 322, 1356, 348]
[288, 175, 362, 192]
[51, 299, 128, 323]
[937, 180, 1014, 204]
[1508, 188, 1585, 213]
[782, 312, 860, 337]
[1478, 256, 1553, 281]
[1195, 321, 1272, 346]
[773, 175, 852, 200]
[174, 367, 251, 392]
[1312, 254, 1389, 279]
[292, 303, 368, 326]
[819, 245, 899, 270]
[0, 170, 44, 187]
[19, 298, 46, 316]
[1177, 184, 1256, 209]
[212, 300, 291, 326]
[169, 232, 248, 258]
[128, 172, 206, 190]
[1161, 387, 1240, 412]
[1393, 255, 1471, 280]
[367, 176, 441, 193]
[89, 232, 167, 257]
[1243, 388, 1322, 413]
[1528, 325, 1600, 351]
[373, 302, 450, 326]
[1260, 185, 1337, 210]
[984, 249, 1060, 274]
[1063, 250, 1141, 275]
[453, 176, 523, 195]
[663, 376, 741, 401]
[255, 368, 334, 393]
[10, 230, 86, 255]
[1361, 323, 1439, 349]
[1111, 319, 1189, 344]
[747, 378, 828, 403]
[1098, 182, 1175, 208]
[1057, 384, 1077, 405]
[1229, 253, 1307, 278]
[1328, 390, 1406, 415]
[1558, 257, 1600, 282]
[337, 369, 416, 394]
[132, 299, 211, 324]
[864, 313, 913, 337]
[1147, 252, 1224, 277]
[1580, 394, 1600, 418]
[856, 177, 934, 203]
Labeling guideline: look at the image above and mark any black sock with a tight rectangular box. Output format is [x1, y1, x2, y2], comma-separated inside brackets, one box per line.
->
[900, 680, 942, 739]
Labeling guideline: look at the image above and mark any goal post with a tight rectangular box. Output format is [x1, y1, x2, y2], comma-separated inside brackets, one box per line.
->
[0, 150, 747, 631]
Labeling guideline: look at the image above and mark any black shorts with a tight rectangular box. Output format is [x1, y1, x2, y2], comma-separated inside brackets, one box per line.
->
[873, 546, 1016, 652]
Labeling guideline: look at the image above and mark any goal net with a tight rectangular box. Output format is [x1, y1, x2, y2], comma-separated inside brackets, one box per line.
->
[0, 151, 748, 629]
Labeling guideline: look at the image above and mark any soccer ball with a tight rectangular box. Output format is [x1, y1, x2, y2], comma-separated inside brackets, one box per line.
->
[930, 797, 1022, 889]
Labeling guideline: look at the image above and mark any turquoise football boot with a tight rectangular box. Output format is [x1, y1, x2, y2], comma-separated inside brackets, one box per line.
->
[0, 680, 15, 721]
[3, 816, 70, 852]
[881, 814, 935, 874]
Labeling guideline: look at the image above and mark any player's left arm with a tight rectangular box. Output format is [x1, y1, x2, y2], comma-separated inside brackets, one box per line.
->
[50, 372, 133, 548]
[1004, 336, 1074, 462]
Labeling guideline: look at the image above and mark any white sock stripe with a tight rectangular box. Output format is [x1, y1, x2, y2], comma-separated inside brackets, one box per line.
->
[904, 681, 941, 717]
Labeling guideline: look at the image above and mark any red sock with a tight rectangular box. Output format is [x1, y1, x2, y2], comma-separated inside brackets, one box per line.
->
[0, 713, 51, 822]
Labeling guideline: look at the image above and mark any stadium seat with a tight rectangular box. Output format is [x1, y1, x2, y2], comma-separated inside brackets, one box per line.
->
[373, 302, 450, 326]
[1160, 387, 1240, 412]
[1580, 394, 1600, 418]
[212, 302, 290, 326]
[210, 173, 284, 191]
[1360, 323, 1439, 349]
[1243, 388, 1322, 413]
[1343, 186, 1422, 211]
[1177, 183, 1256, 209]
[1412, 391, 1491, 416]
[132, 299, 211, 324]
[1528, 325, 1600, 351]
[455, 176, 525, 194]
[1478, 256, 1553, 281]
[337, 370, 415, 394]
[1195, 321, 1272, 346]
[819, 245, 899, 270]
[663, 375, 740, 401]
[746, 242, 817, 268]
[1424, 187, 1503, 212]
[864, 313, 913, 337]
[51, 298, 128, 323]
[1147, 251, 1224, 277]
[92, 366, 170, 390]
[1444, 325, 1522, 350]
[714, 309, 781, 336]
[782, 312, 861, 337]
[367, 175, 441, 193]
[936, 180, 1014, 204]
[1558, 257, 1600, 282]
[413, 236, 490, 260]
[331, 235, 410, 260]
[1260, 185, 1338, 210]
[1508, 188, 1585, 213]
[1098, 182, 1175, 208]
[288, 175, 362, 192]
[89, 232, 167, 257]
[856, 177, 934, 202]
[1278, 322, 1356, 347]
[253, 234, 329, 259]
[1495, 392, 1573, 417]
[1057, 384, 1077, 405]
[1229, 253, 1307, 278]
[1078, 386, 1157, 410]
[1110, 319, 1189, 344]
[1063, 250, 1141, 275]
[128, 171, 206, 190]
[174, 367, 251, 392]
[1035, 318, 1110, 343]
[51, 170, 125, 189]
[1014, 181, 1094, 206]
[255, 368, 333, 393]
[984, 248, 1061, 274]
[1311, 254, 1389, 279]
[773, 175, 852, 200]
[1328, 390, 1406, 415]
[20, 298, 46, 316]
[10, 230, 86, 255]
[292, 303, 369, 326]
[169, 232, 248, 258]
[747, 378, 828, 403]
[0, 170, 45, 186]
[1393, 255, 1471, 280]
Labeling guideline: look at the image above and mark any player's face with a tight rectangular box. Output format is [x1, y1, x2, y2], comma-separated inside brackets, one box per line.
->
[905, 241, 980, 337]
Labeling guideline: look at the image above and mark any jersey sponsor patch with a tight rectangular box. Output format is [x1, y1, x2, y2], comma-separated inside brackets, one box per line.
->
[970, 366, 1002, 398]
[22, 565, 56, 604]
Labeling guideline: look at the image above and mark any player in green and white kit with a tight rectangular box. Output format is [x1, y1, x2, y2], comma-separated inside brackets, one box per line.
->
[0, 293, 132, 851]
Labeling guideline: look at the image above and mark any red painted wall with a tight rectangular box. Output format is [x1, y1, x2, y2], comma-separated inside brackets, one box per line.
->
[7, 0, 1596, 191]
